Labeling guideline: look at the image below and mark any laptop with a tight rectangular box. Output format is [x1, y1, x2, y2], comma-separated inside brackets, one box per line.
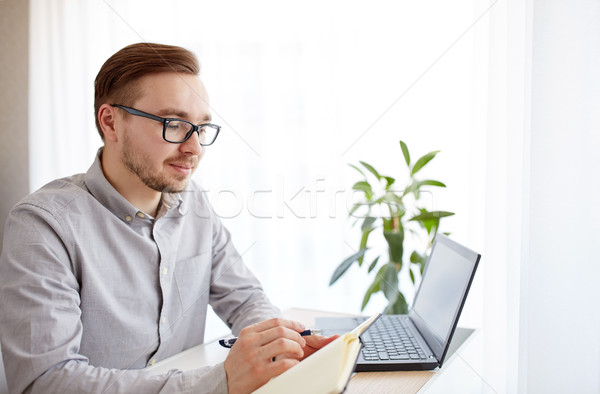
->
[317, 234, 480, 371]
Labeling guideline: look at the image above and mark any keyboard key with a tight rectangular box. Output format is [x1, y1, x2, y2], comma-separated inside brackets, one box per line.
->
[360, 316, 430, 364]
[378, 352, 390, 360]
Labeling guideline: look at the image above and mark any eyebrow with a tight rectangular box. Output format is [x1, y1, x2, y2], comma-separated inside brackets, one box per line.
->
[156, 108, 212, 123]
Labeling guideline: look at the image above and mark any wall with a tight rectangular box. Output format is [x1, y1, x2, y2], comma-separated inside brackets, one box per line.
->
[524, 0, 600, 392]
[0, 1, 29, 393]
[0, 1, 29, 252]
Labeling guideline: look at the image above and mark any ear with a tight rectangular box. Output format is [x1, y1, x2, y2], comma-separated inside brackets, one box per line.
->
[98, 104, 119, 142]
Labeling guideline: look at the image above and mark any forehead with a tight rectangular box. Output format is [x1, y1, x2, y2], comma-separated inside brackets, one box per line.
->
[133, 72, 210, 119]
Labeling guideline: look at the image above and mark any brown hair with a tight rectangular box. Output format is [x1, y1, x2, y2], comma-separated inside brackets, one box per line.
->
[94, 42, 200, 140]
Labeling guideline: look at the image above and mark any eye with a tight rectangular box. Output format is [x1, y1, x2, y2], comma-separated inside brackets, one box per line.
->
[165, 121, 189, 132]
[166, 122, 181, 131]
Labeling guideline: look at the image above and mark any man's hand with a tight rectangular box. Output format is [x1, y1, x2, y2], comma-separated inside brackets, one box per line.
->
[271, 333, 340, 362]
[299, 334, 339, 360]
[224, 318, 308, 394]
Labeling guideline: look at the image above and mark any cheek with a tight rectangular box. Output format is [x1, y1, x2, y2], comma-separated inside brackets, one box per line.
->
[151, 140, 177, 158]
[135, 144, 173, 171]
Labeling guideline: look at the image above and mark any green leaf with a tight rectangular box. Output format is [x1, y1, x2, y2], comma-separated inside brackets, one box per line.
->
[410, 250, 426, 265]
[410, 210, 455, 221]
[348, 202, 363, 217]
[409, 267, 416, 284]
[348, 163, 366, 178]
[352, 181, 373, 200]
[410, 251, 427, 276]
[411, 213, 438, 235]
[402, 181, 416, 197]
[361, 217, 377, 232]
[383, 229, 404, 263]
[329, 248, 368, 285]
[358, 228, 374, 265]
[379, 191, 402, 205]
[361, 283, 378, 311]
[384, 176, 396, 190]
[403, 180, 446, 198]
[411, 150, 440, 176]
[400, 140, 410, 167]
[361, 264, 385, 310]
[359, 161, 382, 181]
[381, 263, 399, 303]
[367, 256, 380, 273]
[380, 193, 404, 215]
[349, 200, 377, 218]
[420, 180, 446, 187]
[384, 291, 409, 314]
[409, 210, 454, 236]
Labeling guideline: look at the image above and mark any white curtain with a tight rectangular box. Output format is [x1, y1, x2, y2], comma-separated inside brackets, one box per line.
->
[30, 0, 600, 392]
[30, 0, 485, 323]
[480, 0, 600, 393]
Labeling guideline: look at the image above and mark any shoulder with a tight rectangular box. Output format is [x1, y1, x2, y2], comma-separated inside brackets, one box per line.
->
[2, 174, 91, 259]
[12, 173, 89, 219]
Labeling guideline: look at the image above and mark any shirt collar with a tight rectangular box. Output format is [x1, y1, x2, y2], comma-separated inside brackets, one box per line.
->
[84, 148, 186, 224]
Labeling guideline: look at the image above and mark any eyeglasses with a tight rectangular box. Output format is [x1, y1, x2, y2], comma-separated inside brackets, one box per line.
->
[111, 104, 221, 146]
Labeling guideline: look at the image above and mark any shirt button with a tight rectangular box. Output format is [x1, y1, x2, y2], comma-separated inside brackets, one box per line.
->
[150, 358, 156, 366]
[161, 317, 166, 325]
[136, 212, 145, 218]
[125, 215, 132, 222]
[162, 267, 168, 275]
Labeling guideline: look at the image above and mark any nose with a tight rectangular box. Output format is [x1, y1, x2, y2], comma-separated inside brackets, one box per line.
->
[179, 130, 203, 156]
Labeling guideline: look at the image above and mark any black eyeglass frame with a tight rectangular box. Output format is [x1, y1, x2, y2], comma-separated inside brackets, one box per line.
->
[111, 104, 221, 146]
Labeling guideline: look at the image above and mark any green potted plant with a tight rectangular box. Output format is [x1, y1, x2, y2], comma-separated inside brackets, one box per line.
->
[329, 140, 454, 314]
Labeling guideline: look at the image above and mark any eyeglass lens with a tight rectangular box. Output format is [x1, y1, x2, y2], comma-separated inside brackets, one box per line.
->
[164, 120, 218, 145]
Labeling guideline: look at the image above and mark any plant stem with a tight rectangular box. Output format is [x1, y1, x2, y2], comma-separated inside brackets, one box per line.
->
[392, 215, 400, 232]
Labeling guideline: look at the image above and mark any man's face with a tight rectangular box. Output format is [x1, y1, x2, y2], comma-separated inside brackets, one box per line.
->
[118, 72, 211, 193]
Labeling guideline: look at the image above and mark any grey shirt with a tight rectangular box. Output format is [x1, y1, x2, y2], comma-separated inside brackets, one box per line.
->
[0, 150, 280, 393]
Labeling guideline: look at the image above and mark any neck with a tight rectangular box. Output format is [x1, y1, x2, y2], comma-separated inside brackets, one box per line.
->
[100, 148, 161, 217]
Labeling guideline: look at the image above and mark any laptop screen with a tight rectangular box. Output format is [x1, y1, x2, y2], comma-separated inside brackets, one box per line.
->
[409, 234, 480, 363]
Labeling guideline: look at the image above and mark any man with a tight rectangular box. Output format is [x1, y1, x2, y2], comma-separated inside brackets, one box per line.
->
[0, 43, 334, 394]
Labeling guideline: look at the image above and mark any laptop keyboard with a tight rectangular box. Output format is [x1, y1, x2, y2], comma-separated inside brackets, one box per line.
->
[360, 316, 428, 361]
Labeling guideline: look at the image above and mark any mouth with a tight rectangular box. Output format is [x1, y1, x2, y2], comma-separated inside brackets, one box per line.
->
[168, 161, 196, 176]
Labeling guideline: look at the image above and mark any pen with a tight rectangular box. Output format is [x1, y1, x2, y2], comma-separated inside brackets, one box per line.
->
[218, 329, 322, 348]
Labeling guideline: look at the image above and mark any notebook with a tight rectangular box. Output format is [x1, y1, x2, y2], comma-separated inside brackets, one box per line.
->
[317, 234, 480, 371]
[252, 313, 382, 394]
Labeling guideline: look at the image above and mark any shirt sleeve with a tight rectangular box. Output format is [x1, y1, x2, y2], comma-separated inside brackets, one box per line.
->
[207, 211, 282, 335]
[0, 205, 228, 394]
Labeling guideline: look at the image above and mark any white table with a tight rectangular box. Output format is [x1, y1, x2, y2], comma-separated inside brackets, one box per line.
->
[147, 308, 482, 393]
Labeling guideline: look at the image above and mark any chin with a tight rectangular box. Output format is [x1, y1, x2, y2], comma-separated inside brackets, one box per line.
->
[165, 179, 191, 193]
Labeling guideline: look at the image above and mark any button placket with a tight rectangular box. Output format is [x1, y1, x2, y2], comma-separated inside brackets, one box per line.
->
[152, 212, 179, 356]
[157, 260, 170, 333]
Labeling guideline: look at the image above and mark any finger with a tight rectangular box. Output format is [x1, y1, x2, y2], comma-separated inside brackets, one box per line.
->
[269, 357, 300, 376]
[255, 325, 307, 348]
[248, 317, 306, 335]
[304, 334, 339, 349]
[273, 351, 302, 362]
[261, 337, 304, 361]
[236, 318, 306, 348]
[274, 335, 338, 362]
[300, 334, 340, 360]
